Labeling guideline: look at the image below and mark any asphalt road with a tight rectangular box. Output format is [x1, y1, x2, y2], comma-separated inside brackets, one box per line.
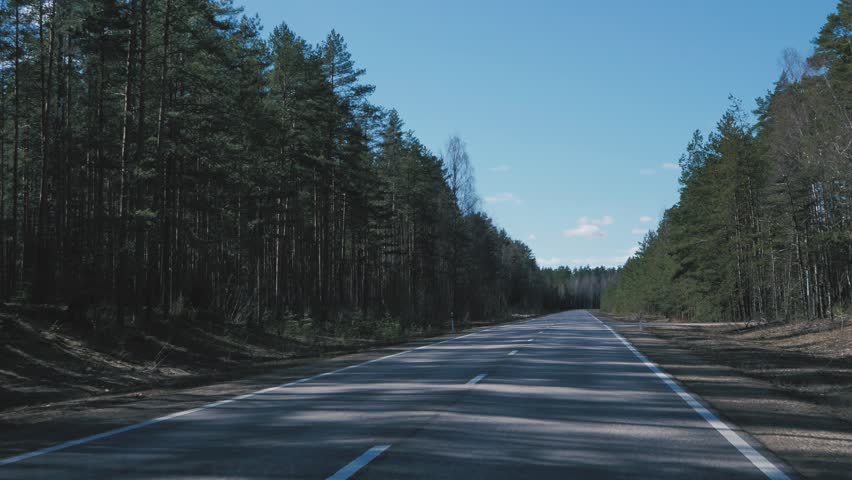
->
[0, 310, 794, 479]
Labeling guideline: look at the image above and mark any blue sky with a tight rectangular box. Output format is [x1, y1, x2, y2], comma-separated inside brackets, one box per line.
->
[239, 0, 836, 268]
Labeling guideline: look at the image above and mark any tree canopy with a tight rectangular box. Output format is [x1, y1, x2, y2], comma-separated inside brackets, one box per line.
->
[0, 0, 610, 338]
[603, 1, 852, 322]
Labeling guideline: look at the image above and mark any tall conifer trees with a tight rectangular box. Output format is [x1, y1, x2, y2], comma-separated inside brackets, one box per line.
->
[604, 1, 852, 322]
[0, 0, 564, 337]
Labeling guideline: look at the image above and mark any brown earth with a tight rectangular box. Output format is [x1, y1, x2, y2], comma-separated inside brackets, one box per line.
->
[611, 314, 852, 421]
[597, 311, 852, 480]
[0, 334, 469, 460]
[0, 303, 516, 413]
[0, 315, 517, 462]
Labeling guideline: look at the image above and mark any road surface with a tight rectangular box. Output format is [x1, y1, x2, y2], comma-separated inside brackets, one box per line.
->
[0, 310, 793, 479]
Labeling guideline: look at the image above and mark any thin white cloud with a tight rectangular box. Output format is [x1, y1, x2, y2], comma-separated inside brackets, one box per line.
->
[569, 257, 599, 265]
[527, 234, 537, 241]
[537, 257, 562, 267]
[568, 255, 624, 266]
[569, 246, 641, 267]
[564, 216, 614, 238]
[578, 215, 614, 226]
[661, 162, 680, 171]
[631, 228, 647, 235]
[484, 192, 522, 204]
[611, 246, 642, 264]
[564, 224, 603, 238]
[639, 215, 654, 224]
[640, 169, 656, 175]
[489, 164, 510, 173]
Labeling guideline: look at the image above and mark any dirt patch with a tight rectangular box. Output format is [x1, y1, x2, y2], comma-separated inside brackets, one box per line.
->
[0, 304, 516, 413]
[614, 315, 852, 421]
[597, 311, 852, 480]
[0, 309, 325, 412]
[0, 319, 512, 462]
[728, 318, 852, 358]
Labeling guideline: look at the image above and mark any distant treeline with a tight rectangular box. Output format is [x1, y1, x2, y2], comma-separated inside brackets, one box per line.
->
[603, 2, 852, 322]
[0, 0, 558, 335]
[540, 266, 618, 311]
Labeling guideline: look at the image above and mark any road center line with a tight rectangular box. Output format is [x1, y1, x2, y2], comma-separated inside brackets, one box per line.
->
[467, 373, 487, 385]
[508, 350, 518, 356]
[327, 445, 391, 480]
[587, 311, 791, 480]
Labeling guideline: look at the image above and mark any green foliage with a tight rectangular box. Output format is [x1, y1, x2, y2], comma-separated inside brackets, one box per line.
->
[540, 266, 619, 311]
[604, 2, 852, 321]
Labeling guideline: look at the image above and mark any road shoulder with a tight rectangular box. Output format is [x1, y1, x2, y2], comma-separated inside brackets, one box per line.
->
[596, 311, 852, 480]
[0, 321, 508, 462]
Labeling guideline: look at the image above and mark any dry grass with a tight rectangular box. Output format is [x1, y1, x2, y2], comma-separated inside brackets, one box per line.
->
[0, 307, 366, 412]
[604, 314, 852, 422]
[731, 317, 852, 359]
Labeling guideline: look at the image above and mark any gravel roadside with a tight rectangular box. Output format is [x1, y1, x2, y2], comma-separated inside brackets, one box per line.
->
[597, 311, 852, 480]
[0, 323, 501, 462]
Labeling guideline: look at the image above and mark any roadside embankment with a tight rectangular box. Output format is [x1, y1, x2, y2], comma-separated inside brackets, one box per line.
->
[0, 312, 530, 460]
[0, 303, 530, 413]
[596, 311, 852, 480]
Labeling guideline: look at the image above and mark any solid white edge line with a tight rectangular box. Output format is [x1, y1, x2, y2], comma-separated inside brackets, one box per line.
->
[467, 373, 487, 385]
[0, 323, 496, 467]
[586, 311, 791, 480]
[326, 444, 391, 480]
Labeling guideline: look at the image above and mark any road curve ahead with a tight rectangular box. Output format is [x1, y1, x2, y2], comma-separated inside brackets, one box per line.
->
[1, 310, 793, 479]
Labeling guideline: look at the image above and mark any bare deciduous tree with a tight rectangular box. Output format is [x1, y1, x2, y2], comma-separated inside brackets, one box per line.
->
[444, 135, 479, 216]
